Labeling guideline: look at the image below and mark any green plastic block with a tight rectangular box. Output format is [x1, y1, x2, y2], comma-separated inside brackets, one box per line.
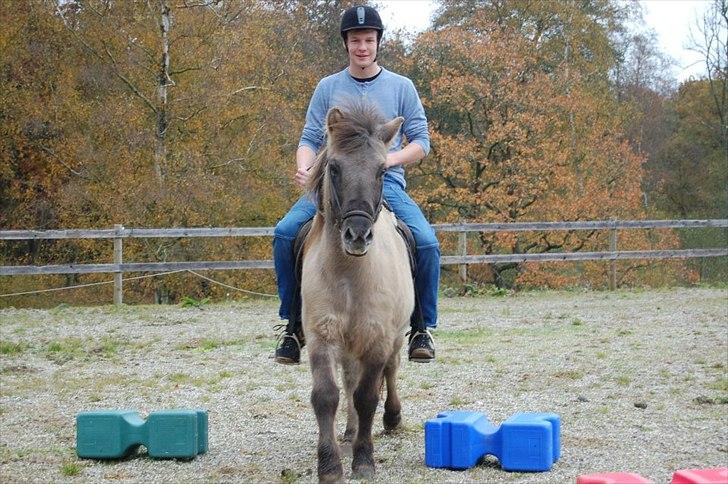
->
[76, 409, 208, 460]
[147, 409, 207, 459]
[76, 410, 146, 459]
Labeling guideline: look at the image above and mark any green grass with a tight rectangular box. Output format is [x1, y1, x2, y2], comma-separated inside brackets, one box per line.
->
[94, 337, 123, 358]
[436, 328, 494, 346]
[181, 296, 210, 308]
[449, 395, 469, 407]
[44, 336, 127, 363]
[279, 468, 298, 484]
[616, 375, 631, 386]
[571, 317, 585, 326]
[176, 338, 247, 351]
[708, 377, 728, 392]
[61, 461, 81, 476]
[169, 373, 194, 384]
[46, 338, 85, 363]
[200, 339, 221, 351]
[168, 370, 233, 388]
[0, 341, 25, 355]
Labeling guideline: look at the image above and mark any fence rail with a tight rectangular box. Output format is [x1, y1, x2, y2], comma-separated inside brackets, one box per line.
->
[1, 219, 726, 302]
[2, 219, 726, 240]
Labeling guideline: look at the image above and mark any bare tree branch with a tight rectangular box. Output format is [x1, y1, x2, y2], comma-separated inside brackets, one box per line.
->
[39, 146, 92, 180]
[55, 1, 158, 115]
[101, 41, 159, 114]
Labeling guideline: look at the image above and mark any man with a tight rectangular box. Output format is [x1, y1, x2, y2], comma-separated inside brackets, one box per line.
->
[273, 4, 439, 364]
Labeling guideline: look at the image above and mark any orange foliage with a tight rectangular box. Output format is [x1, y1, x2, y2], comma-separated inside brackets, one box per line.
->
[0, 1, 704, 305]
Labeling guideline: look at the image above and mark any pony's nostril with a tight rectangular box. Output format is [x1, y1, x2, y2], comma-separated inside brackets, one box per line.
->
[364, 228, 373, 243]
[344, 227, 356, 242]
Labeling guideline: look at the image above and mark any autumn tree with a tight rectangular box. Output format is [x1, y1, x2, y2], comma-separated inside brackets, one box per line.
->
[404, 0, 684, 288]
[1, 0, 343, 304]
[0, 1, 88, 267]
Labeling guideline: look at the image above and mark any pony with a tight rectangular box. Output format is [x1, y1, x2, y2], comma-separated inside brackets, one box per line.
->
[301, 101, 415, 483]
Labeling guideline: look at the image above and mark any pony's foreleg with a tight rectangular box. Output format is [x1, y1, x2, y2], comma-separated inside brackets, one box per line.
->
[351, 362, 384, 479]
[382, 349, 402, 432]
[341, 357, 359, 442]
[309, 344, 343, 484]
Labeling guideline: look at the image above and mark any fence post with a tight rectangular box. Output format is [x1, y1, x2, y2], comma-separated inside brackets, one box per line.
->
[609, 220, 617, 290]
[113, 224, 123, 305]
[458, 230, 467, 283]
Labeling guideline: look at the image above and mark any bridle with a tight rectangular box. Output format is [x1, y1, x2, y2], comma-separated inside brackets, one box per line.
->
[326, 160, 384, 228]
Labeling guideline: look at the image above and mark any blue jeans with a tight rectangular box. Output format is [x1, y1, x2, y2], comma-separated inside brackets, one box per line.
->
[273, 177, 440, 328]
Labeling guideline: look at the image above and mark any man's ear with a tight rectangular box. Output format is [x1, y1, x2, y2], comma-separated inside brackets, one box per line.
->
[378, 116, 404, 147]
[326, 108, 344, 135]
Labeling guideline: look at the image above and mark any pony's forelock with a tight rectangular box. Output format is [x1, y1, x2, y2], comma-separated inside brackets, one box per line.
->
[306, 101, 388, 208]
[327, 101, 387, 155]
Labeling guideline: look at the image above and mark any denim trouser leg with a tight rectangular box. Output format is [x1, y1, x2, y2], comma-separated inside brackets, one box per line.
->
[274, 182, 440, 330]
[273, 196, 317, 321]
[383, 180, 440, 328]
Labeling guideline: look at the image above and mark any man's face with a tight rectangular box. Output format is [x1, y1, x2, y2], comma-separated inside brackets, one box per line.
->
[346, 29, 378, 70]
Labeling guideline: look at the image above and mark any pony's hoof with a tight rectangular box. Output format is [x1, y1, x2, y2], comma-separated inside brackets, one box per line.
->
[318, 472, 344, 484]
[383, 411, 401, 432]
[352, 463, 375, 480]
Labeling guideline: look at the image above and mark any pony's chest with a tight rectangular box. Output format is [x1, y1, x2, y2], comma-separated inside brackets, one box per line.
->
[314, 270, 382, 313]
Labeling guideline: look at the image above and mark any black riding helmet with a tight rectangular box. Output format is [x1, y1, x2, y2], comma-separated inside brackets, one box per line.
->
[340, 5, 384, 49]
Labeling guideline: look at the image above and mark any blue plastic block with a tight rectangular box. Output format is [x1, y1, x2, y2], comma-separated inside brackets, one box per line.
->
[76, 409, 208, 460]
[500, 413, 560, 471]
[424, 411, 560, 472]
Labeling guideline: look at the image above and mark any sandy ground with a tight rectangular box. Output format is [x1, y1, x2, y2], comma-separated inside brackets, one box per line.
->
[0, 287, 726, 483]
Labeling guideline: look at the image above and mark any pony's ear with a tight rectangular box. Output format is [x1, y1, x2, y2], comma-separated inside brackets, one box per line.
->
[326, 107, 344, 135]
[378, 116, 404, 147]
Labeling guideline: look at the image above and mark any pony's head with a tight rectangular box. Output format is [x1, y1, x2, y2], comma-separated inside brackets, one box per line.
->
[307, 101, 403, 256]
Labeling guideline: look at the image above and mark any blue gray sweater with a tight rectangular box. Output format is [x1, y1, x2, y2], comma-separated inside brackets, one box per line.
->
[299, 67, 430, 189]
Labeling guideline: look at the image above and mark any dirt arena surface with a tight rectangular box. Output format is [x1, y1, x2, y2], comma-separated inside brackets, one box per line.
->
[1, 287, 726, 483]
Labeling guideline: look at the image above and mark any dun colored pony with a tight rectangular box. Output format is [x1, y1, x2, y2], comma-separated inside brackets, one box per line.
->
[301, 102, 415, 483]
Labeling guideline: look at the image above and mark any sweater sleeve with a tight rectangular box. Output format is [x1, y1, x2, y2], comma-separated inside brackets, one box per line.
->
[299, 80, 328, 153]
[401, 79, 430, 156]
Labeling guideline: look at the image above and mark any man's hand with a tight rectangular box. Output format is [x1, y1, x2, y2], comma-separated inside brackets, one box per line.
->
[386, 142, 426, 168]
[295, 166, 310, 188]
[295, 145, 317, 188]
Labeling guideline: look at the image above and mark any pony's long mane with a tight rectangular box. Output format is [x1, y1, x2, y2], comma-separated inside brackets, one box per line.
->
[306, 101, 387, 205]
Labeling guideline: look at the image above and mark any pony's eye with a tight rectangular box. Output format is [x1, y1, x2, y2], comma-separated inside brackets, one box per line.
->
[377, 166, 386, 179]
[329, 164, 340, 178]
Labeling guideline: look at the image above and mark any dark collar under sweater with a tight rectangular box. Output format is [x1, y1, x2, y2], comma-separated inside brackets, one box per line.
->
[349, 67, 383, 83]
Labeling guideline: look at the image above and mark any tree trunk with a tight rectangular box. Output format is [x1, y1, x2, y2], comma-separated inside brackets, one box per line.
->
[154, 0, 171, 190]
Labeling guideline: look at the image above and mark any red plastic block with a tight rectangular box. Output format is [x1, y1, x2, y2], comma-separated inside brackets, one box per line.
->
[671, 468, 728, 484]
[576, 472, 653, 484]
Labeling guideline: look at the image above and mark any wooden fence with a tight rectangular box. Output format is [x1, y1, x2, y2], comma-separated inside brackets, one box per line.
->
[1, 219, 726, 303]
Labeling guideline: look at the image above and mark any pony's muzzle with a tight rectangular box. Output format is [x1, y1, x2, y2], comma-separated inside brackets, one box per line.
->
[342, 216, 373, 256]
